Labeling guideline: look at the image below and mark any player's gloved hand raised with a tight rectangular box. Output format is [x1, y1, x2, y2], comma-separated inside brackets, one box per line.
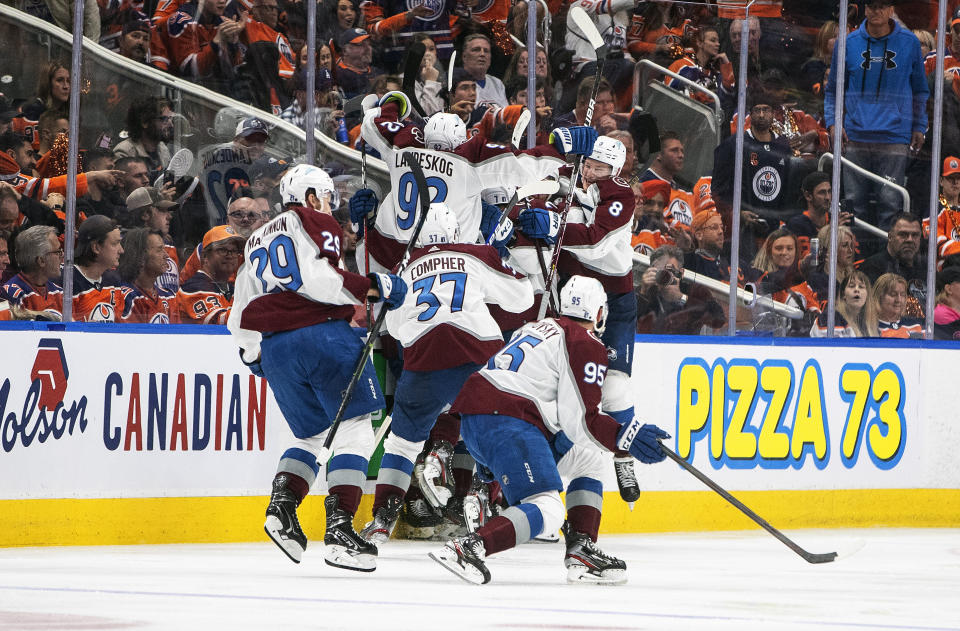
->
[238, 349, 265, 378]
[616, 418, 670, 464]
[349, 188, 379, 236]
[377, 90, 411, 120]
[489, 218, 515, 258]
[368, 273, 407, 310]
[479, 200, 502, 242]
[518, 207, 561, 244]
[551, 125, 598, 156]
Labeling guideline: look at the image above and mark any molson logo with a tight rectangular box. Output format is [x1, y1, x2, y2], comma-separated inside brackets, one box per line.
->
[1, 339, 89, 452]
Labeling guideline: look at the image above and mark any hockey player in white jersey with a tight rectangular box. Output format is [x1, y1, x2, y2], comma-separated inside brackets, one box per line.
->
[360, 202, 535, 543]
[227, 164, 407, 571]
[515, 135, 644, 505]
[350, 91, 595, 275]
[431, 276, 670, 585]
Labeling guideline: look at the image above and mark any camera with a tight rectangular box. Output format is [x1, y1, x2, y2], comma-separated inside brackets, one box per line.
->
[656, 268, 678, 286]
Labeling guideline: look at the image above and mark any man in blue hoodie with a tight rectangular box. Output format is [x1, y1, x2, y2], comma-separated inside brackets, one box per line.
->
[825, 0, 929, 231]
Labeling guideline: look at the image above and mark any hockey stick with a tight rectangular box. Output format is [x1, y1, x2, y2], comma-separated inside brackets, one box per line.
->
[512, 108, 531, 149]
[402, 41, 427, 119]
[361, 140, 375, 334]
[323, 152, 433, 451]
[538, 6, 607, 319]
[659, 441, 838, 564]
[485, 180, 560, 245]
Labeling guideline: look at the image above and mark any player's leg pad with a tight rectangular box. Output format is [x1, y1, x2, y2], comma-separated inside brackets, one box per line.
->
[428, 533, 491, 585]
[361, 494, 403, 544]
[324, 495, 377, 572]
[264, 474, 308, 564]
[562, 522, 627, 585]
[415, 440, 455, 509]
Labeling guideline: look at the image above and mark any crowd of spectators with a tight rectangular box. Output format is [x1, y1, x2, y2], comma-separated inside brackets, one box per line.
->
[1, 0, 960, 338]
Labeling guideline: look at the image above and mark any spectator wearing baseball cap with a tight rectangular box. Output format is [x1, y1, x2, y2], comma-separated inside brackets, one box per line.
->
[0, 96, 24, 134]
[249, 156, 289, 197]
[176, 225, 244, 324]
[117, 12, 152, 63]
[926, 157, 960, 263]
[280, 68, 336, 131]
[335, 28, 382, 99]
[234, 118, 271, 161]
[934, 266, 960, 339]
[126, 186, 181, 294]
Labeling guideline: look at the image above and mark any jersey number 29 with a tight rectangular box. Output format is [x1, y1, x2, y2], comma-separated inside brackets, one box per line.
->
[248, 235, 303, 293]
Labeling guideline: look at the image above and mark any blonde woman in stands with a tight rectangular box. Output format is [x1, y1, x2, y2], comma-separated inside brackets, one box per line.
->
[810, 270, 878, 338]
[872, 273, 923, 338]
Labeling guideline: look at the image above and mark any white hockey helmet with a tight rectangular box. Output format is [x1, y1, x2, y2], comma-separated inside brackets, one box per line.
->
[278, 164, 340, 209]
[481, 186, 512, 206]
[424, 113, 467, 151]
[560, 275, 608, 334]
[416, 202, 461, 246]
[588, 136, 627, 178]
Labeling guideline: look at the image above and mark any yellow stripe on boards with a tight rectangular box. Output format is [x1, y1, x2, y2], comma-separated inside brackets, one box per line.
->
[0, 490, 957, 548]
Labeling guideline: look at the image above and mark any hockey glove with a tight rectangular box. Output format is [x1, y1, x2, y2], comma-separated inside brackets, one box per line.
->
[550, 125, 598, 157]
[479, 200, 503, 242]
[369, 273, 407, 310]
[349, 188, 379, 237]
[517, 207, 561, 244]
[377, 90, 411, 120]
[238, 349, 265, 378]
[616, 418, 670, 464]
[489, 219, 515, 258]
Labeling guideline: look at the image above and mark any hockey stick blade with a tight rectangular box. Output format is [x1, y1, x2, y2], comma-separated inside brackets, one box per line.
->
[485, 180, 560, 245]
[569, 6, 605, 50]
[447, 51, 457, 93]
[659, 442, 838, 564]
[512, 108, 531, 149]
[402, 42, 427, 118]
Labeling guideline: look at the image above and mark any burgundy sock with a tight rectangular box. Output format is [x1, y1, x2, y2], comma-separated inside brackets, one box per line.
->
[478, 515, 517, 555]
[328, 485, 362, 515]
[277, 473, 309, 504]
[372, 485, 405, 513]
[566, 505, 602, 542]
[430, 412, 461, 446]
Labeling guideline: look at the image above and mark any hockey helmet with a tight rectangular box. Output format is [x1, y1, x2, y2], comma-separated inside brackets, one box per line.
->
[424, 112, 467, 151]
[209, 107, 248, 141]
[416, 202, 461, 246]
[560, 275, 608, 335]
[588, 136, 626, 178]
[481, 186, 512, 206]
[278, 164, 340, 209]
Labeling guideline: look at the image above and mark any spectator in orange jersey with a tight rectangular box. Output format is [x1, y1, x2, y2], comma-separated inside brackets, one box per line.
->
[872, 273, 923, 338]
[118, 228, 178, 324]
[631, 178, 690, 254]
[71, 216, 126, 322]
[177, 224, 244, 324]
[923, 156, 960, 263]
[180, 194, 255, 283]
[810, 271, 878, 338]
[2, 225, 64, 318]
[749, 227, 820, 316]
[667, 24, 734, 105]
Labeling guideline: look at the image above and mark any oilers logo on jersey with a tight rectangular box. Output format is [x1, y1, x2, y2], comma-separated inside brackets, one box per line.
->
[410, 0, 445, 21]
[89, 302, 116, 322]
[752, 166, 782, 203]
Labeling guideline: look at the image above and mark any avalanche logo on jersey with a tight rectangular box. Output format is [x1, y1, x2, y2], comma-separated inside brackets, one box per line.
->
[408, 0, 444, 21]
[88, 302, 116, 322]
[30, 338, 69, 411]
[752, 166, 781, 202]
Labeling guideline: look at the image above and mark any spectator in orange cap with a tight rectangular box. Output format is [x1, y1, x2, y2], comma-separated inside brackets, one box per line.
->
[685, 210, 734, 283]
[176, 225, 244, 324]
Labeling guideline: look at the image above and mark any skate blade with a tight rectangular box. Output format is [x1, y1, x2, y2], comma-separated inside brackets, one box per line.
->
[360, 528, 390, 545]
[530, 531, 561, 544]
[566, 563, 627, 586]
[264, 516, 304, 564]
[428, 549, 489, 585]
[324, 545, 376, 572]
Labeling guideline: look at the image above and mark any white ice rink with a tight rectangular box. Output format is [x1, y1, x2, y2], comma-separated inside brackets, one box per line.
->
[0, 528, 957, 631]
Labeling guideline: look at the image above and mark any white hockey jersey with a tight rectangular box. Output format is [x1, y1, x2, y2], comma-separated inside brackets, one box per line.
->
[451, 316, 622, 454]
[359, 101, 565, 273]
[385, 243, 534, 370]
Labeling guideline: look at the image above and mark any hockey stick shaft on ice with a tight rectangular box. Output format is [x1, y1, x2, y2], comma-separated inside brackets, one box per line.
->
[659, 442, 838, 564]
[323, 153, 433, 451]
[539, 6, 607, 319]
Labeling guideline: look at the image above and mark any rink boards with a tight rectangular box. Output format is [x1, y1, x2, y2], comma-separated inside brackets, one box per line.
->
[1, 324, 958, 546]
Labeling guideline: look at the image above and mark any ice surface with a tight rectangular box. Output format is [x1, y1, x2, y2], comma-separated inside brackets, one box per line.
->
[0, 528, 957, 630]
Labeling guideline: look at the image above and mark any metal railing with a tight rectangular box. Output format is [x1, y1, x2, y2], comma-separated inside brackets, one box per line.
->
[633, 59, 723, 129]
[818, 152, 905, 240]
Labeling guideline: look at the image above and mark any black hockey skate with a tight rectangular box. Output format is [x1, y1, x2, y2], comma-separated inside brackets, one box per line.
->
[398, 497, 444, 540]
[360, 495, 403, 544]
[415, 440, 455, 509]
[324, 495, 377, 572]
[562, 522, 627, 585]
[263, 474, 307, 564]
[429, 533, 491, 585]
[613, 455, 641, 505]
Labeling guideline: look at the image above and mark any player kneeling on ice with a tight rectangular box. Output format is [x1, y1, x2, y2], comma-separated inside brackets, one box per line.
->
[430, 276, 670, 585]
[361, 202, 535, 543]
[227, 164, 407, 572]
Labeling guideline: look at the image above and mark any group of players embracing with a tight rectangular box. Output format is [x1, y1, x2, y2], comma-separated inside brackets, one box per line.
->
[227, 89, 670, 586]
